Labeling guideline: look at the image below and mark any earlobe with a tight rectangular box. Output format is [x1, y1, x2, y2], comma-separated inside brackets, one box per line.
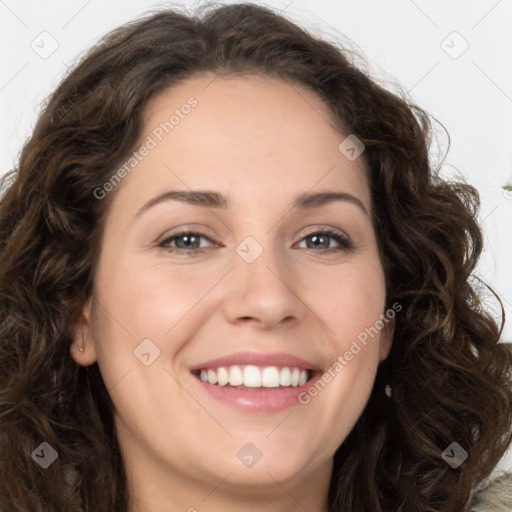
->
[70, 299, 97, 366]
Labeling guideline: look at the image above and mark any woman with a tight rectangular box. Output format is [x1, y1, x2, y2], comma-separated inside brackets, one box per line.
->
[0, 3, 511, 511]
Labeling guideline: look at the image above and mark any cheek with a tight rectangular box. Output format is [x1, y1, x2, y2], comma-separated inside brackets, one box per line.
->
[299, 261, 386, 415]
[313, 261, 386, 345]
[104, 265, 211, 329]
[298, 263, 386, 453]
[90, 259, 223, 373]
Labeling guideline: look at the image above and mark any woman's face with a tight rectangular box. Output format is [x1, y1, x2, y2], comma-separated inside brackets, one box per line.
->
[72, 74, 393, 507]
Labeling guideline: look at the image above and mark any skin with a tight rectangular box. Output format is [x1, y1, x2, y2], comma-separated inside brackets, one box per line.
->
[71, 73, 394, 512]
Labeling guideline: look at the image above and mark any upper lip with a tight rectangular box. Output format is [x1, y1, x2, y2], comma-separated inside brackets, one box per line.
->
[189, 351, 323, 372]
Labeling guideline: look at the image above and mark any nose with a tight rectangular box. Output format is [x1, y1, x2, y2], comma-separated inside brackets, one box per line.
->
[222, 240, 307, 330]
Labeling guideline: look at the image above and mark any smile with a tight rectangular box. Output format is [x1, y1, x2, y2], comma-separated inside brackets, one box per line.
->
[189, 351, 322, 412]
[194, 365, 312, 389]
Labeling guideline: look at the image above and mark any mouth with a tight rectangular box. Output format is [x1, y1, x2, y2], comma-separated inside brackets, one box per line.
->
[189, 352, 322, 412]
[191, 365, 316, 390]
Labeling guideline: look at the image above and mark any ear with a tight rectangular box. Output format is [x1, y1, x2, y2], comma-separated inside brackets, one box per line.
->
[379, 315, 395, 362]
[70, 298, 98, 366]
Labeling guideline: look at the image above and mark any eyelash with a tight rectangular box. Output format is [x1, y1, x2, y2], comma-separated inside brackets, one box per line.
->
[157, 229, 353, 255]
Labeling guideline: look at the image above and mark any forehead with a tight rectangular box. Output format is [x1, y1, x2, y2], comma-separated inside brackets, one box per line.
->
[116, 73, 370, 212]
[144, 73, 345, 156]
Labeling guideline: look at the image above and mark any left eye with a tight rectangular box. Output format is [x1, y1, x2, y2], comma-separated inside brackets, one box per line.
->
[296, 230, 352, 251]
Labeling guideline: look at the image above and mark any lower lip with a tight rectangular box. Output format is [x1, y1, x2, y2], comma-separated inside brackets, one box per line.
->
[192, 373, 321, 413]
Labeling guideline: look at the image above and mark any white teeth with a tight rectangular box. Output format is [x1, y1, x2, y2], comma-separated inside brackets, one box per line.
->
[217, 367, 229, 386]
[279, 367, 292, 386]
[243, 365, 261, 387]
[291, 368, 300, 387]
[229, 365, 243, 386]
[262, 366, 280, 387]
[197, 365, 311, 388]
[207, 369, 218, 385]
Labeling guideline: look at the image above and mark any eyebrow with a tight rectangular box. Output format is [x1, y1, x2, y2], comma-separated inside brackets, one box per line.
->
[134, 189, 369, 219]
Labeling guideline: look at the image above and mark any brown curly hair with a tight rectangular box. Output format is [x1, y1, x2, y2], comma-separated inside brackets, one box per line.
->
[0, 3, 511, 511]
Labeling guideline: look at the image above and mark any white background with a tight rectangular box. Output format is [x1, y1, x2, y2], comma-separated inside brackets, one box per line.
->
[1, 0, 511, 472]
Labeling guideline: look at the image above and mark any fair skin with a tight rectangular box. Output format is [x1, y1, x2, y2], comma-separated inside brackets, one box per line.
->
[71, 73, 393, 512]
